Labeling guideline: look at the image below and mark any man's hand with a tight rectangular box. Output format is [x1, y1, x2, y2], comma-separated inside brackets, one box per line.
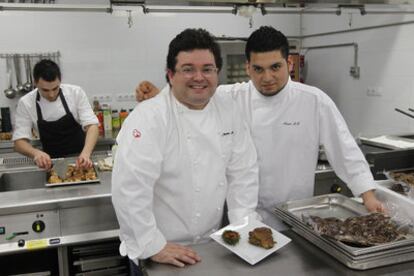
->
[76, 152, 93, 169]
[362, 190, 385, 213]
[135, 81, 160, 102]
[150, 243, 201, 268]
[33, 151, 52, 170]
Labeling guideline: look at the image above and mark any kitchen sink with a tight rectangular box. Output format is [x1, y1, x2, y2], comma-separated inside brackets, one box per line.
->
[0, 170, 47, 192]
[398, 135, 414, 140]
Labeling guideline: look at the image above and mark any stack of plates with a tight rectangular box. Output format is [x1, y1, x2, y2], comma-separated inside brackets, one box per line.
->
[274, 193, 414, 270]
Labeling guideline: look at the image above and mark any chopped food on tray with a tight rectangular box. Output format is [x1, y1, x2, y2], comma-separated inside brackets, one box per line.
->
[389, 171, 414, 186]
[390, 183, 410, 195]
[248, 227, 276, 249]
[0, 132, 12, 140]
[303, 213, 406, 247]
[222, 230, 240, 246]
[48, 165, 97, 184]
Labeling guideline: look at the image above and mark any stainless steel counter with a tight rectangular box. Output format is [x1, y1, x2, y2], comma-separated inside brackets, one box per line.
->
[0, 161, 119, 255]
[145, 231, 414, 276]
[0, 170, 112, 215]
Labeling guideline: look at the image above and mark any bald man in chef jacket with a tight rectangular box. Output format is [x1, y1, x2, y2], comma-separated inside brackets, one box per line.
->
[135, 26, 384, 232]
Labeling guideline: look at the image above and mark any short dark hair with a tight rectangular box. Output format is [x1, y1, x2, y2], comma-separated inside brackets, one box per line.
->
[33, 59, 61, 82]
[166, 28, 222, 83]
[245, 26, 289, 61]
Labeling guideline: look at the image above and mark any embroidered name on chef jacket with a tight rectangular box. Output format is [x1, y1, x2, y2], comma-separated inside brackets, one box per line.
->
[222, 131, 234, 136]
[283, 121, 300, 126]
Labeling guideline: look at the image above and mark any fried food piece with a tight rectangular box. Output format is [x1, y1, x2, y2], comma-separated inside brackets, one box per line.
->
[48, 163, 97, 183]
[222, 230, 240, 246]
[248, 227, 276, 249]
[0, 132, 12, 140]
[48, 174, 62, 184]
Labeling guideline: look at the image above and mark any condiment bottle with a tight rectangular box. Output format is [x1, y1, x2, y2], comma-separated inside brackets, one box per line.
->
[119, 109, 128, 126]
[112, 109, 120, 131]
[102, 104, 112, 131]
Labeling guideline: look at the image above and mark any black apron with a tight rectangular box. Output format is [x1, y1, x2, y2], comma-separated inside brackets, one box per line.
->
[36, 89, 85, 158]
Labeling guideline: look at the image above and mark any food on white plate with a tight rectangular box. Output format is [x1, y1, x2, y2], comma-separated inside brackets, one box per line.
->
[248, 227, 276, 249]
[222, 230, 240, 246]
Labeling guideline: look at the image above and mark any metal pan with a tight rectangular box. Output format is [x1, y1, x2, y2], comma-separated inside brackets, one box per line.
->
[274, 194, 414, 256]
[45, 164, 100, 188]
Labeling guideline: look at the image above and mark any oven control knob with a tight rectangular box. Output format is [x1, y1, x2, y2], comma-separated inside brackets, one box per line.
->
[330, 184, 342, 193]
[18, 239, 25, 247]
[32, 220, 45, 233]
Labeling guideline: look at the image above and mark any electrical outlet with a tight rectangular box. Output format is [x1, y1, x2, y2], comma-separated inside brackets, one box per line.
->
[366, 87, 382, 97]
[116, 94, 135, 102]
[92, 94, 113, 102]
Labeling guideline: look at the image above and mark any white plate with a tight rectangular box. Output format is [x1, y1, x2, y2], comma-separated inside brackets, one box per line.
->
[210, 217, 291, 265]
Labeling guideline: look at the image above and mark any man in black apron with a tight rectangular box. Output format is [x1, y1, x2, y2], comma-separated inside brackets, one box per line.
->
[13, 60, 99, 170]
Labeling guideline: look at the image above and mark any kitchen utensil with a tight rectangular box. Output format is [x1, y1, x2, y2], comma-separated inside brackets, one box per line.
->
[1, 107, 12, 132]
[395, 108, 414, 119]
[13, 55, 25, 94]
[3, 56, 17, 99]
[52, 158, 69, 179]
[23, 55, 33, 93]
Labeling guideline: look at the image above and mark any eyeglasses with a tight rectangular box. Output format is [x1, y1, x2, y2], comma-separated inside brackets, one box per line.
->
[175, 66, 218, 78]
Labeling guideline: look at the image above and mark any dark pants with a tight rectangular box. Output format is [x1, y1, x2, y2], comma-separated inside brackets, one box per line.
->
[129, 259, 145, 276]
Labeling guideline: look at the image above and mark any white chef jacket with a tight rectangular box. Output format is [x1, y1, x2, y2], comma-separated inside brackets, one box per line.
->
[217, 78, 376, 230]
[111, 86, 259, 261]
[12, 84, 98, 141]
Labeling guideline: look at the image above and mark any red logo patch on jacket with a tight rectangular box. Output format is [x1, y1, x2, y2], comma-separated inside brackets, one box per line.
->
[132, 129, 141, 138]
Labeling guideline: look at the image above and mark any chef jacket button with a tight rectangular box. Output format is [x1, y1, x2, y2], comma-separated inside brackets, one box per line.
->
[196, 213, 201, 217]
[193, 160, 198, 165]
[221, 154, 226, 159]
[219, 182, 224, 186]
[195, 187, 200, 192]
[217, 207, 221, 211]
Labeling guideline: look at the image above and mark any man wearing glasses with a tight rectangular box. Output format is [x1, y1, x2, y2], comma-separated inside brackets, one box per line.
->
[112, 28, 260, 275]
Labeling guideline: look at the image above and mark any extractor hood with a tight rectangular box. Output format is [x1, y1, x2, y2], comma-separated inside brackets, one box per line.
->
[133, 0, 414, 5]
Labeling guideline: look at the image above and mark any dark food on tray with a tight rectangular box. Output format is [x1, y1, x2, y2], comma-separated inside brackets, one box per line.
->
[389, 171, 414, 186]
[48, 165, 97, 184]
[303, 213, 406, 247]
[248, 227, 276, 249]
[222, 230, 240, 246]
[390, 183, 410, 195]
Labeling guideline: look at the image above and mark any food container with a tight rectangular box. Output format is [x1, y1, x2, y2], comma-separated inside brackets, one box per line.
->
[45, 163, 100, 187]
[274, 193, 414, 270]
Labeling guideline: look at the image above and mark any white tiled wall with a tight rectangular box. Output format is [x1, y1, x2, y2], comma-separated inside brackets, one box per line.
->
[0, 9, 298, 127]
[302, 12, 414, 136]
[4, 6, 414, 138]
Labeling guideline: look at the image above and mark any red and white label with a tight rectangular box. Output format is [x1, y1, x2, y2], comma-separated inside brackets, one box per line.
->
[132, 129, 141, 138]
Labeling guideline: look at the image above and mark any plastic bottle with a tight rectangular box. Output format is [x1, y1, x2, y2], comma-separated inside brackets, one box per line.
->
[96, 110, 104, 135]
[112, 109, 120, 131]
[119, 109, 128, 127]
[102, 104, 112, 131]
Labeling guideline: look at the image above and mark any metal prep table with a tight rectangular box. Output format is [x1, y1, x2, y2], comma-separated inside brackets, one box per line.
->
[0, 152, 126, 275]
[145, 230, 414, 276]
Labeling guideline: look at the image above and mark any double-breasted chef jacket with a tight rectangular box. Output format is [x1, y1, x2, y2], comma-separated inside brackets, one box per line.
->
[112, 86, 260, 261]
[217, 77, 376, 230]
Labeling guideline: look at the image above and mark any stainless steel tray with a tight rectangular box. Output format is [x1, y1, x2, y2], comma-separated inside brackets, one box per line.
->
[45, 165, 100, 188]
[275, 208, 414, 261]
[274, 194, 414, 256]
[290, 225, 414, 270]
